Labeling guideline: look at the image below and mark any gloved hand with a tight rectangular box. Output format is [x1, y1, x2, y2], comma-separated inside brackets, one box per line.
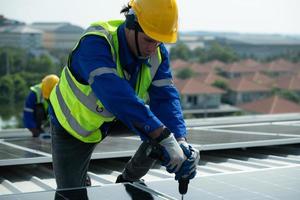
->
[175, 141, 200, 181]
[29, 128, 42, 137]
[159, 130, 185, 173]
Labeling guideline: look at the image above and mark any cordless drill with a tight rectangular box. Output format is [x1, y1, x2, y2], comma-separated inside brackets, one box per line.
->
[147, 142, 189, 198]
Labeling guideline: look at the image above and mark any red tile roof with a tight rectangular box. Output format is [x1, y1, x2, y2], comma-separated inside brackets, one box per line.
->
[190, 63, 214, 75]
[174, 78, 225, 95]
[198, 72, 228, 85]
[239, 96, 300, 114]
[170, 59, 190, 70]
[203, 60, 226, 69]
[274, 75, 300, 90]
[264, 59, 295, 72]
[227, 77, 271, 92]
[221, 59, 263, 73]
[244, 72, 275, 87]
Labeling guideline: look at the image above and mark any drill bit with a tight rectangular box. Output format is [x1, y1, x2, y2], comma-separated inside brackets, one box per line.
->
[179, 178, 189, 200]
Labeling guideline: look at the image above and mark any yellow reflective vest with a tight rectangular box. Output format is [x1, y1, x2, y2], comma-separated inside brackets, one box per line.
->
[30, 83, 48, 112]
[50, 20, 162, 143]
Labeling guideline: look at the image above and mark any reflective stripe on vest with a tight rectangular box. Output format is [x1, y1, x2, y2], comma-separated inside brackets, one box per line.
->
[30, 83, 48, 111]
[30, 84, 42, 103]
[152, 78, 174, 87]
[50, 20, 162, 143]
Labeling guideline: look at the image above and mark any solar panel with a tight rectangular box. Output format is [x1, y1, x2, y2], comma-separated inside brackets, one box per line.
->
[5, 137, 52, 154]
[1, 119, 300, 166]
[0, 142, 49, 166]
[219, 124, 300, 135]
[0, 143, 42, 160]
[186, 129, 300, 150]
[92, 137, 141, 159]
[142, 166, 300, 200]
[0, 136, 141, 166]
[0, 183, 175, 200]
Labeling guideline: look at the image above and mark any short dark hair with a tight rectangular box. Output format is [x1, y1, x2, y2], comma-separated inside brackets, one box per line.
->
[120, 4, 143, 32]
[120, 4, 131, 14]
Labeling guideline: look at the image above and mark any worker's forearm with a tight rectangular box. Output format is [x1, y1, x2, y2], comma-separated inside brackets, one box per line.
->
[149, 126, 186, 142]
[148, 126, 164, 139]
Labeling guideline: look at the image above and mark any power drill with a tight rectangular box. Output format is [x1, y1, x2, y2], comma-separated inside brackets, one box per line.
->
[147, 142, 189, 199]
[178, 177, 189, 200]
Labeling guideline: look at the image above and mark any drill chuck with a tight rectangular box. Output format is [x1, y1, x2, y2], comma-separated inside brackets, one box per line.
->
[179, 178, 189, 195]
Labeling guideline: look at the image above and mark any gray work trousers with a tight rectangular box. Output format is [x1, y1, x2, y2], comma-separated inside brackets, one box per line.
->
[51, 121, 156, 191]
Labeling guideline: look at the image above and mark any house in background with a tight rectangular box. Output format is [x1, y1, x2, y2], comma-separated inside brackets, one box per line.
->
[0, 25, 42, 49]
[198, 72, 228, 85]
[174, 78, 225, 110]
[244, 72, 275, 87]
[225, 77, 272, 105]
[30, 22, 84, 50]
[262, 59, 296, 77]
[218, 59, 263, 79]
[170, 59, 190, 71]
[238, 96, 300, 114]
[273, 75, 300, 96]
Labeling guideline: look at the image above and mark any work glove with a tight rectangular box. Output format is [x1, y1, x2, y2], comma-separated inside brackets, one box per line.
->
[29, 128, 42, 137]
[158, 129, 185, 173]
[175, 141, 200, 181]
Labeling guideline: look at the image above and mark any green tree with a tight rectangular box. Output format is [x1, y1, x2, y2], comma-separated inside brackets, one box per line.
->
[279, 90, 300, 104]
[212, 80, 228, 90]
[206, 42, 239, 63]
[169, 42, 191, 60]
[12, 74, 28, 106]
[0, 47, 27, 76]
[0, 75, 15, 119]
[176, 68, 194, 79]
[26, 54, 57, 74]
[0, 75, 14, 105]
[193, 47, 208, 63]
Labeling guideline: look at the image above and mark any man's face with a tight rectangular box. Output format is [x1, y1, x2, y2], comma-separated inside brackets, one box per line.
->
[136, 32, 161, 58]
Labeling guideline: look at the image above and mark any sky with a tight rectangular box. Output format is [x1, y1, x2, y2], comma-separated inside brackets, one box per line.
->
[1, 0, 300, 35]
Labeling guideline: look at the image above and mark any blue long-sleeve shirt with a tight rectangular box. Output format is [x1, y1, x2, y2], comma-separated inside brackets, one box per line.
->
[49, 23, 186, 139]
[23, 91, 38, 128]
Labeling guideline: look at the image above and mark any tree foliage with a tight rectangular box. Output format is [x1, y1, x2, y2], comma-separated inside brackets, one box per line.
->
[169, 42, 192, 61]
[0, 47, 60, 120]
[170, 41, 239, 63]
[176, 68, 194, 79]
[212, 80, 228, 90]
[279, 90, 300, 104]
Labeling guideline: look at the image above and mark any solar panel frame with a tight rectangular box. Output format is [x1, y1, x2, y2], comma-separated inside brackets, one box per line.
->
[1, 119, 300, 166]
[219, 124, 300, 136]
[187, 129, 300, 150]
[0, 183, 176, 200]
[141, 165, 300, 200]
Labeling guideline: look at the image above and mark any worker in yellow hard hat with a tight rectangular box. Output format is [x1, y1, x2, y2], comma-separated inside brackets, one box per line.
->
[23, 74, 59, 137]
[49, 0, 199, 198]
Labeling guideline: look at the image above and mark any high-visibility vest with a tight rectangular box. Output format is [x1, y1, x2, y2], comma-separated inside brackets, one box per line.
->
[30, 83, 49, 112]
[50, 20, 162, 143]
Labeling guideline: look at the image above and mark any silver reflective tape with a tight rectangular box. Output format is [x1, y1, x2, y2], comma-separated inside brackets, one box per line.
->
[152, 79, 173, 87]
[148, 50, 160, 78]
[88, 67, 118, 85]
[55, 85, 94, 137]
[65, 69, 114, 118]
[85, 26, 105, 33]
[84, 25, 116, 62]
[24, 107, 34, 112]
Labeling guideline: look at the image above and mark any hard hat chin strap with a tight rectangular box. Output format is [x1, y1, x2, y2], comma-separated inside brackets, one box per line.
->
[125, 10, 148, 59]
[134, 29, 143, 59]
[134, 30, 151, 60]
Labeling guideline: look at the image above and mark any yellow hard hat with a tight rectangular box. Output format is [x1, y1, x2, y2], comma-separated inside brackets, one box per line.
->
[41, 74, 59, 99]
[130, 0, 178, 43]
